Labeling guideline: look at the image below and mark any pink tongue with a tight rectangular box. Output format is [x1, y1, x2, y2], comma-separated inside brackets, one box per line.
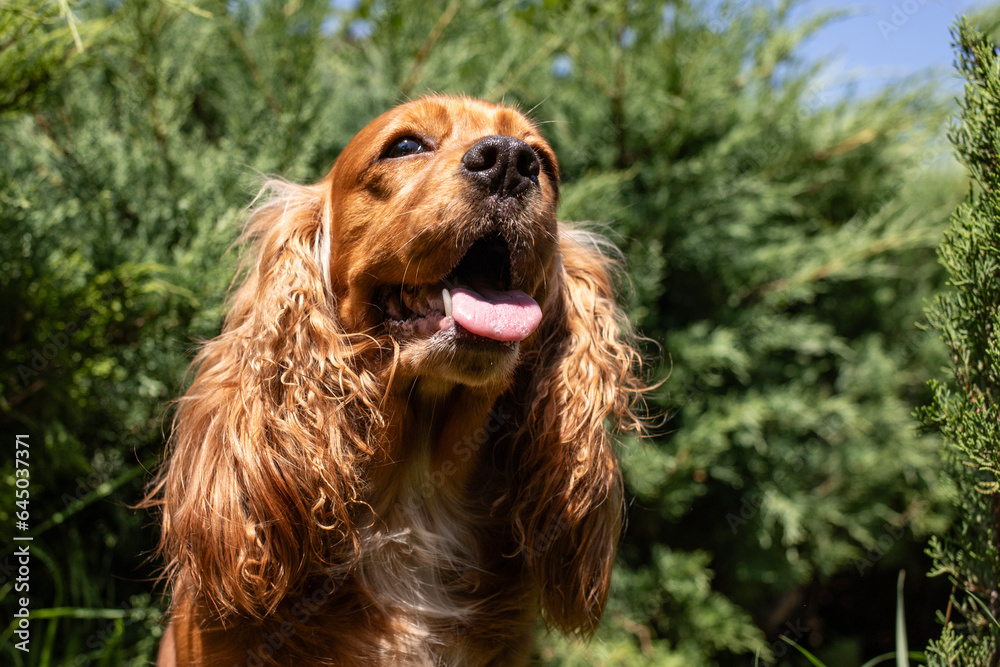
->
[449, 287, 542, 342]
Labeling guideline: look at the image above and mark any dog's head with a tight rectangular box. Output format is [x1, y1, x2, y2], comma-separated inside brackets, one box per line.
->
[319, 96, 560, 388]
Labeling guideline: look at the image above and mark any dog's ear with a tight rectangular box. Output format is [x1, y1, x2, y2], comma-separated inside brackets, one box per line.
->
[146, 180, 383, 619]
[509, 226, 645, 635]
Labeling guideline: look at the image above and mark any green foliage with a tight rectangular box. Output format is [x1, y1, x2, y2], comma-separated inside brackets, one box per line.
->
[0, 0, 969, 664]
[920, 17, 1000, 665]
[0, 0, 94, 114]
[577, 2, 960, 663]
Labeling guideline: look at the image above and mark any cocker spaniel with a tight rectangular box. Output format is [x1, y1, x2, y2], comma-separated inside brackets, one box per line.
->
[149, 95, 644, 666]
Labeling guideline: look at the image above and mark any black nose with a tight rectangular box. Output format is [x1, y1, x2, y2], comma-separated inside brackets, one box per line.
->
[461, 136, 540, 197]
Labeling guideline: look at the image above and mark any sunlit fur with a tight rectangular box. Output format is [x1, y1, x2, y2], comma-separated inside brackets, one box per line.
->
[147, 96, 645, 666]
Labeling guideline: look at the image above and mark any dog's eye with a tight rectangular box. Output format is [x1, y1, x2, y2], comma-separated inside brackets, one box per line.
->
[384, 137, 428, 159]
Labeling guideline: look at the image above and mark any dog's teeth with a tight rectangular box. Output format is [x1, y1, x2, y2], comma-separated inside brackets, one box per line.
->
[442, 288, 452, 318]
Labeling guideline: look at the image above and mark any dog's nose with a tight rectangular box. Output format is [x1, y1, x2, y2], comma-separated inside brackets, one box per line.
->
[461, 136, 540, 196]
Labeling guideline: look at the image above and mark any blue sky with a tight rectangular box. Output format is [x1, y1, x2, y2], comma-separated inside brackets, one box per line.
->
[789, 0, 987, 97]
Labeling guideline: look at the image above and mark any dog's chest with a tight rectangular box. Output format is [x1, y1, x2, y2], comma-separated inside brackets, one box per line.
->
[357, 448, 494, 664]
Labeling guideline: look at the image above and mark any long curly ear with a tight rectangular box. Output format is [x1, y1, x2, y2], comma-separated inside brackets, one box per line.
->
[145, 180, 383, 619]
[510, 225, 646, 635]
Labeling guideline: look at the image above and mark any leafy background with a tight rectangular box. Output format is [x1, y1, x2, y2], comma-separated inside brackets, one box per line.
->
[0, 0, 986, 664]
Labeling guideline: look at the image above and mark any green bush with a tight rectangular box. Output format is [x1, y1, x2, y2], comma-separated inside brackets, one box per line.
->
[921, 16, 1000, 666]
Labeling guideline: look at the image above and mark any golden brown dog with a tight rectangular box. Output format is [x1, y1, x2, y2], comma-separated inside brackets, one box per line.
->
[149, 95, 644, 666]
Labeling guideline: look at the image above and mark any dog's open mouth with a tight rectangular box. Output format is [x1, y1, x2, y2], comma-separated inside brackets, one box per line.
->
[380, 234, 542, 343]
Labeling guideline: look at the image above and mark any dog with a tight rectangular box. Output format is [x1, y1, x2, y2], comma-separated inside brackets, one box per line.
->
[149, 95, 645, 666]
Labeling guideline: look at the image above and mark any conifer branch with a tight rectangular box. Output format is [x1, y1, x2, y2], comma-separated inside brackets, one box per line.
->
[400, 0, 461, 97]
[922, 17, 1000, 664]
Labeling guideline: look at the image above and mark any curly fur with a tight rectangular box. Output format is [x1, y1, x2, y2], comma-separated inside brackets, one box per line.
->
[147, 96, 645, 666]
